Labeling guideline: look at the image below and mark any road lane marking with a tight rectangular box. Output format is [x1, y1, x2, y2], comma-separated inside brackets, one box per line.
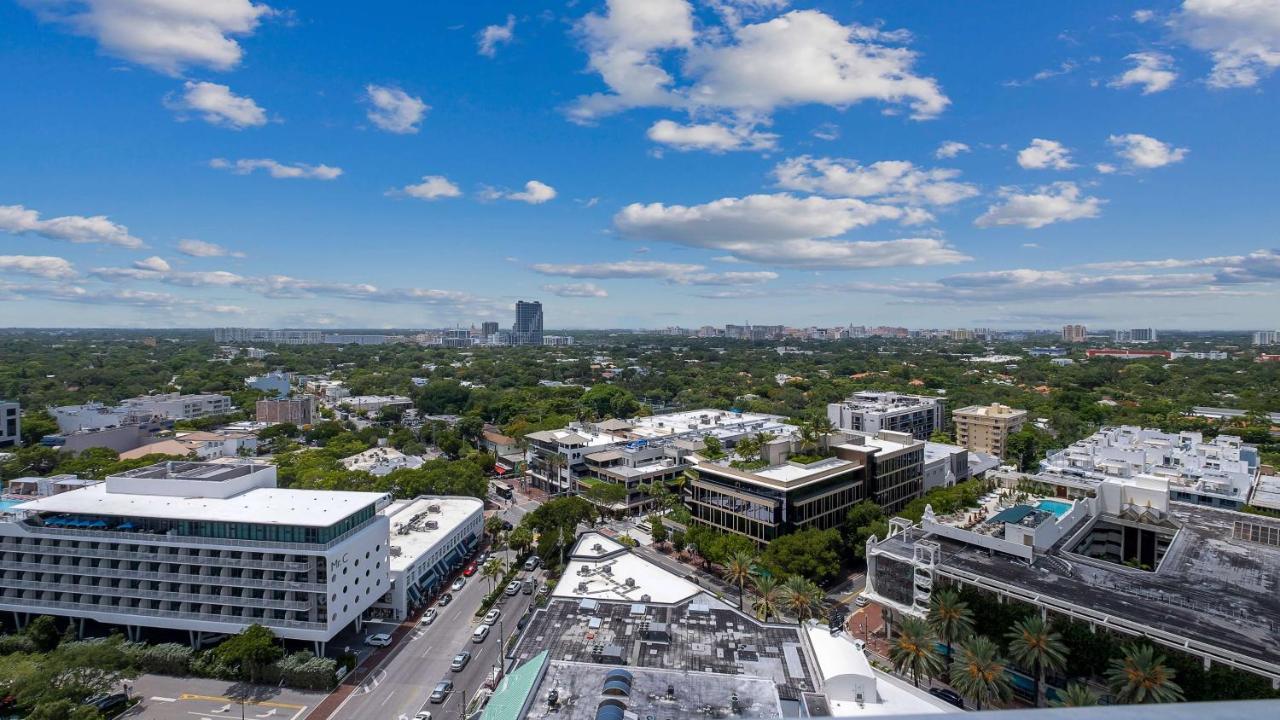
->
[150, 696, 177, 702]
[177, 694, 305, 710]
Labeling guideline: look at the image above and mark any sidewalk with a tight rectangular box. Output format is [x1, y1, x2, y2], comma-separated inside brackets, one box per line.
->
[306, 613, 419, 720]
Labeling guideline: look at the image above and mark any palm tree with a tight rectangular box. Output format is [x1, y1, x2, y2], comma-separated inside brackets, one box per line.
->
[780, 575, 822, 625]
[890, 616, 943, 688]
[927, 588, 975, 669]
[1106, 644, 1185, 704]
[797, 422, 819, 454]
[1006, 615, 1068, 708]
[812, 415, 836, 453]
[751, 575, 780, 622]
[734, 436, 760, 465]
[1052, 682, 1099, 708]
[724, 551, 756, 611]
[481, 558, 502, 594]
[949, 636, 1012, 711]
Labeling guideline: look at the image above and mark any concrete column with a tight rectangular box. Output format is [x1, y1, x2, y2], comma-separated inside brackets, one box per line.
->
[313, 640, 326, 657]
[1203, 655, 1211, 671]
[77, 618, 85, 639]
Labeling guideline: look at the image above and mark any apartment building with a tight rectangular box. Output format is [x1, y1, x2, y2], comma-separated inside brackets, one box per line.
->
[256, 397, 315, 426]
[50, 394, 232, 434]
[1061, 324, 1087, 343]
[0, 461, 391, 653]
[513, 301, 544, 346]
[0, 400, 19, 448]
[1039, 426, 1260, 510]
[827, 391, 945, 441]
[214, 328, 324, 345]
[952, 403, 1028, 458]
[1252, 330, 1279, 346]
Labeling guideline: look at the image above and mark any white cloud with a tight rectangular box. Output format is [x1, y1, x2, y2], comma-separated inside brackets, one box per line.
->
[1016, 139, 1075, 170]
[614, 193, 969, 269]
[177, 239, 243, 258]
[542, 282, 608, 298]
[1110, 52, 1178, 94]
[570, 3, 948, 123]
[209, 158, 342, 180]
[773, 156, 979, 206]
[20, 0, 273, 75]
[706, 0, 790, 28]
[974, 182, 1103, 229]
[1095, 162, 1117, 174]
[165, 81, 267, 129]
[505, 180, 557, 204]
[132, 256, 170, 273]
[935, 141, 970, 159]
[1108, 133, 1189, 169]
[811, 123, 840, 141]
[0, 203, 143, 248]
[1172, 0, 1280, 88]
[646, 119, 778, 152]
[0, 255, 77, 279]
[1133, 9, 1156, 23]
[532, 259, 778, 285]
[364, 84, 428, 134]
[478, 15, 515, 57]
[393, 175, 462, 201]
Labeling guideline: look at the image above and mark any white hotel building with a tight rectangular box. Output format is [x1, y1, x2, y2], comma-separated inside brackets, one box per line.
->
[0, 461, 391, 654]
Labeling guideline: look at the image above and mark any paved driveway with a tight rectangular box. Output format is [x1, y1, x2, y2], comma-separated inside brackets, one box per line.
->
[119, 675, 326, 720]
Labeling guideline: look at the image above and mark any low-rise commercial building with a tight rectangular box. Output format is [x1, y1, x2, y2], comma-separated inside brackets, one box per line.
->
[827, 391, 945, 441]
[1085, 348, 1172, 360]
[339, 395, 413, 415]
[1, 461, 391, 653]
[51, 394, 232, 434]
[374, 496, 483, 621]
[952, 403, 1027, 458]
[256, 397, 315, 426]
[341, 447, 425, 476]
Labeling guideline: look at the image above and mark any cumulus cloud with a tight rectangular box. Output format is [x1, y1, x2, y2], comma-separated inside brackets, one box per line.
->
[569, 3, 947, 123]
[1110, 52, 1178, 94]
[532, 260, 778, 285]
[974, 182, 1103, 229]
[1107, 133, 1189, 169]
[365, 84, 428, 134]
[773, 156, 979, 206]
[935, 141, 970, 159]
[488, 180, 557, 204]
[209, 158, 342, 180]
[1171, 0, 1280, 88]
[1095, 163, 1117, 174]
[614, 193, 969, 269]
[132, 256, 170, 273]
[646, 119, 778, 152]
[19, 0, 274, 75]
[0, 255, 77, 279]
[393, 175, 462, 201]
[177, 239, 244, 258]
[165, 81, 267, 129]
[542, 282, 608, 298]
[1016, 139, 1075, 170]
[0, 203, 143, 248]
[478, 15, 515, 57]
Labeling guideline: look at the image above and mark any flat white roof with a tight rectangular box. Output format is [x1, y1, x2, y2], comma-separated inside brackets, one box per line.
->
[14, 484, 387, 527]
[553, 534, 701, 605]
[383, 496, 484, 572]
[804, 624, 959, 716]
[754, 457, 854, 483]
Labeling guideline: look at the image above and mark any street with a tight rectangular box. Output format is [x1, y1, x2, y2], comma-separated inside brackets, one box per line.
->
[326, 508, 542, 720]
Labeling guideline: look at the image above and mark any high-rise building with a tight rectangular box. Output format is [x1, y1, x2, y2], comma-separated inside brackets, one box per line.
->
[1061, 324, 1087, 343]
[513, 301, 544, 346]
[0, 400, 19, 448]
[481, 321, 499, 337]
[1252, 330, 1279, 346]
[952, 403, 1028, 458]
[1129, 328, 1157, 343]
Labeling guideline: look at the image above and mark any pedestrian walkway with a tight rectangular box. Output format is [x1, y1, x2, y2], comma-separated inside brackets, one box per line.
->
[306, 613, 419, 720]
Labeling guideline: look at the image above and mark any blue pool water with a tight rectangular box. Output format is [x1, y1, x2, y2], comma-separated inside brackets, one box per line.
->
[1036, 499, 1072, 517]
[0, 499, 24, 512]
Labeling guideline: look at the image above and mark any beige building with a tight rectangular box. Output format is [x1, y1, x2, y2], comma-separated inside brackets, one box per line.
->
[256, 396, 315, 426]
[953, 403, 1028, 458]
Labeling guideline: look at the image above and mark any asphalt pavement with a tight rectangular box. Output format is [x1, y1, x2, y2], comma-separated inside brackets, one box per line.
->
[327, 548, 543, 720]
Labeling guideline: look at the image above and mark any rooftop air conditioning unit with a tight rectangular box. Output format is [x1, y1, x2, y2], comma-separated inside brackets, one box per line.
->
[577, 582, 589, 592]
[625, 577, 635, 587]
[425, 520, 439, 530]
[428, 504, 441, 513]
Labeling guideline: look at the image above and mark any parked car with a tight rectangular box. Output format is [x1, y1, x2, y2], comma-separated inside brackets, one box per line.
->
[420, 608, 438, 625]
[429, 681, 453, 703]
[414, 711, 433, 720]
[538, 583, 550, 595]
[504, 581, 521, 596]
[364, 633, 393, 647]
[451, 651, 472, 671]
[88, 694, 129, 715]
[854, 595, 869, 607]
[451, 577, 466, 591]
[484, 608, 501, 624]
[929, 688, 965, 709]
[437, 592, 453, 607]
[523, 556, 540, 571]
[473, 624, 491, 643]
[522, 580, 534, 595]
[463, 562, 478, 577]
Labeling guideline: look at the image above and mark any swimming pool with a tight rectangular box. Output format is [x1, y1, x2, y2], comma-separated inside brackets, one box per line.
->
[1035, 499, 1073, 518]
[0, 498, 25, 512]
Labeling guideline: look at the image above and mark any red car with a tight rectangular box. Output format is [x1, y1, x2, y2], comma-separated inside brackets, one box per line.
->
[463, 562, 477, 577]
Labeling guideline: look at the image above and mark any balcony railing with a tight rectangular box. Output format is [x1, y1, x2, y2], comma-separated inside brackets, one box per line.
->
[0, 578, 314, 611]
[0, 559, 324, 592]
[0, 596, 326, 631]
[1, 543, 311, 571]
[18, 515, 378, 551]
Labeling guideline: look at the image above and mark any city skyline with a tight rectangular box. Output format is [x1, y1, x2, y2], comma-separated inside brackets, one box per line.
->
[2, 2, 1280, 329]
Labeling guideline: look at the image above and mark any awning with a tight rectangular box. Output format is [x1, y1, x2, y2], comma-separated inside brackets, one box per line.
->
[494, 466, 507, 475]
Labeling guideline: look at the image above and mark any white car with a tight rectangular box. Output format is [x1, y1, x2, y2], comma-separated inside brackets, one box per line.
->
[484, 608, 501, 624]
[854, 595, 869, 608]
[415, 712, 433, 720]
[420, 608, 438, 625]
[451, 577, 466, 591]
[364, 633, 393, 647]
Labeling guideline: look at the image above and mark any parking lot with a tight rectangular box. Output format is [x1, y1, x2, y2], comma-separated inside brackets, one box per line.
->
[118, 675, 327, 720]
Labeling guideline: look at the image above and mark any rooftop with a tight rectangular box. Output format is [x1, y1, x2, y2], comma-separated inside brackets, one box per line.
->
[383, 495, 485, 573]
[553, 532, 701, 604]
[874, 501, 1280, 677]
[954, 403, 1027, 419]
[832, 392, 941, 413]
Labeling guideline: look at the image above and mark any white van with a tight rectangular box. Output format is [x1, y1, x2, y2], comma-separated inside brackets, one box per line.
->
[473, 624, 491, 643]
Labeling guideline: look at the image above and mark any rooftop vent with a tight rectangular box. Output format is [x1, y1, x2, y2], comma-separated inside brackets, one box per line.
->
[624, 577, 635, 587]
[427, 504, 441, 513]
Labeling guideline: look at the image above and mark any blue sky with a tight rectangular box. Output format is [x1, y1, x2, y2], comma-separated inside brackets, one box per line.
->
[2, 0, 1278, 330]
